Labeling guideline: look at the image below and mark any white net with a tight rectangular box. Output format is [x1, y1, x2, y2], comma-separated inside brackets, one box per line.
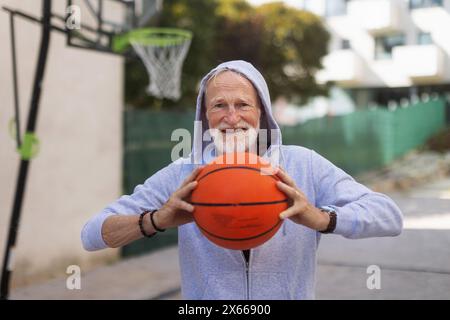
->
[131, 36, 191, 101]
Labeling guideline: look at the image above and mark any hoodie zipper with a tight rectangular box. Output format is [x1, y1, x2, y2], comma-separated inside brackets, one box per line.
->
[241, 251, 250, 300]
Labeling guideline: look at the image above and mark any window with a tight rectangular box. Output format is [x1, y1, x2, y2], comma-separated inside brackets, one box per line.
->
[325, 0, 349, 17]
[374, 34, 405, 60]
[417, 32, 433, 45]
[342, 39, 351, 49]
[410, 0, 443, 10]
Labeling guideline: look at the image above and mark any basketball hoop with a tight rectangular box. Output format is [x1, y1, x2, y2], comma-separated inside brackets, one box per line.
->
[115, 28, 192, 101]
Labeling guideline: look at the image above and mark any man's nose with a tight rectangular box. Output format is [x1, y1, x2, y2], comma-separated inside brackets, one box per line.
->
[224, 105, 240, 125]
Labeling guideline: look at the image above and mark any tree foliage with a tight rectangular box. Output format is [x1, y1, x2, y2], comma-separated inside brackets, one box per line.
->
[256, 2, 330, 103]
[125, 0, 330, 109]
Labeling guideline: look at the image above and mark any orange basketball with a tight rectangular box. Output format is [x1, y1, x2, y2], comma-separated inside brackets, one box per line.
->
[190, 152, 288, 250]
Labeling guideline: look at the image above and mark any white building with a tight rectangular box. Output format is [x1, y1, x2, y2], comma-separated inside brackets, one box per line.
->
[303, 0, 450, 108]
[251, 0, 450, 124]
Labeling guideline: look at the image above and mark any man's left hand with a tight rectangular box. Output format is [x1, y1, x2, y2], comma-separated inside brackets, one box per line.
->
[274, 167, 330, 232]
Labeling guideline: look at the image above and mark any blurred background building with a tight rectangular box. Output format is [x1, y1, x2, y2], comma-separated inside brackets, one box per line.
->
[265, 0, 450, 123]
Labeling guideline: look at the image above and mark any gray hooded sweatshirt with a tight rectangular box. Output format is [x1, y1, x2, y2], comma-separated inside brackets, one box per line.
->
[81, 60, 403, 299]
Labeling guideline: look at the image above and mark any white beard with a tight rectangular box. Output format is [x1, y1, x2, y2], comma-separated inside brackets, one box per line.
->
[210, 122, 259, 155]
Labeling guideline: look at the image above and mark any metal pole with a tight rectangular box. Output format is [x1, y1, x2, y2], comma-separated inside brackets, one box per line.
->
[10, 12, 22, 148]
[1, 0, 52, 300]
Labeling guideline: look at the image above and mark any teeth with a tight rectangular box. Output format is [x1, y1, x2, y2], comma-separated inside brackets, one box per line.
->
[221, 128, 247, 133]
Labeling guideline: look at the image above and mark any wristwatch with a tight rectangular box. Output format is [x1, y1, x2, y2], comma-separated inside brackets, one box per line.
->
[319, 207, 337, 234]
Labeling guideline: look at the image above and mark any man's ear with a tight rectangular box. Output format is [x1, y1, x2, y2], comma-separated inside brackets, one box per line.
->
[257, 96, 265, 115]
[259, 107, 265, 120]
[202, 106, 210, 127]
[204, 106, 209, 121]
[202, 93, 210, 121]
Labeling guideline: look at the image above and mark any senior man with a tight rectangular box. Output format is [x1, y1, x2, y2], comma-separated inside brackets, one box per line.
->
[82, 60, 403, 300]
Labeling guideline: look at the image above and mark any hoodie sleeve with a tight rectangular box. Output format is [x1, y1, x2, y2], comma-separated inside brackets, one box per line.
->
[81, 161, 184, 251]
[311, 149, 403, 239]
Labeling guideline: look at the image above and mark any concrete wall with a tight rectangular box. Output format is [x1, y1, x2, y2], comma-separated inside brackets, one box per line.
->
[0, 0, 122, 287]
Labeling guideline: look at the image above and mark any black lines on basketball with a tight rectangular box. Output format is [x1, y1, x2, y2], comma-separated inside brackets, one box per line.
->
[195, 219, 283, 242]
[191, 199, 289, 207]
[197, 166, 279, 182]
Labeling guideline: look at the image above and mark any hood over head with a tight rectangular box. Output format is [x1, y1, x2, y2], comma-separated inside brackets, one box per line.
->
[191, 60, 283, 166]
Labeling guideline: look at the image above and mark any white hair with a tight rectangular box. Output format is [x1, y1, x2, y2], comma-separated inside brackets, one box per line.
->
[206, 68, 248, 88]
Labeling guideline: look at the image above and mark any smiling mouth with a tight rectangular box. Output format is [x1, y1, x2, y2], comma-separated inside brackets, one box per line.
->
[220, 128, 249, 134]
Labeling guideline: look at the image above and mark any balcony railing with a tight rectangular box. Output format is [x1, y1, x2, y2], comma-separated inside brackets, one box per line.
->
[317, 49, 363, 85]
[347, 0, 402, 33]
[393, 44, 445, 81]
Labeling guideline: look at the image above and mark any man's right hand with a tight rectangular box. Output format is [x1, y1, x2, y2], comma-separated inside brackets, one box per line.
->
[153, 166, 204, 230]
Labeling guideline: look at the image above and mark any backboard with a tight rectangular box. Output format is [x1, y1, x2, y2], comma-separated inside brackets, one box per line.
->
[65, 0, 163, 55]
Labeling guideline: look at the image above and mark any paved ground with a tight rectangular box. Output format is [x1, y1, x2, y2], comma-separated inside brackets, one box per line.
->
[316, 178, 450, 299]
[11, 246, 182, 300]
[10, 178, 450, 300]
[316, 228, 450, 299]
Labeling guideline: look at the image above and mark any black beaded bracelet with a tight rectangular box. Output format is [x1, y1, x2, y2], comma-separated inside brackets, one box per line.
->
[139, 211, 156, 238]
[150, 210, 166, 232]
[319, 208, 337, 234]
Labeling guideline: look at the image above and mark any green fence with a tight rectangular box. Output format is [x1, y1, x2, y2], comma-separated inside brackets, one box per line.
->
[121, 98, 446, 257]
[122, 111, 195, 257]
[283, 99, 446, 174]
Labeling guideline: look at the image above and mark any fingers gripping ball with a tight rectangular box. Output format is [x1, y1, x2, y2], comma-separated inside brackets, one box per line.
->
[190, 152, 288, 250]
